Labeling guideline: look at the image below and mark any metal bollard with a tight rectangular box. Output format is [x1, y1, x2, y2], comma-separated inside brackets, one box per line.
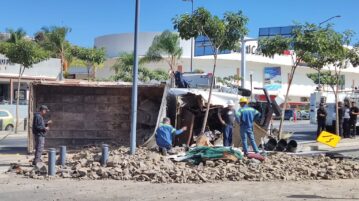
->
[48, 148, 56, 176]
[101, 144, 109, 167]
[60, 146, 67, 166]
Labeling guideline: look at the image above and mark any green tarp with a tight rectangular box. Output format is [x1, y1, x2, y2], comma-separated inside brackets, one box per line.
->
[183, 146, 243, 165]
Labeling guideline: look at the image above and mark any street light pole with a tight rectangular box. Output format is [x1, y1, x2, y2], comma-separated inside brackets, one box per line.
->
[319, 15, 341, 26]
[182, 0, 194, 72]
[130, 0, 140, 155]
[317, 15, 341, 88]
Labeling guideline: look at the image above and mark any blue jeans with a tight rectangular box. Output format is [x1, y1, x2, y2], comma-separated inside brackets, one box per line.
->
[223, 124, 233, 146]
[240, 127, 259, 154]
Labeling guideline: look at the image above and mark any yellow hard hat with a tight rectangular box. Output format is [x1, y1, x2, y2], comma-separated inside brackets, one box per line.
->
[239, 97, 248, 103]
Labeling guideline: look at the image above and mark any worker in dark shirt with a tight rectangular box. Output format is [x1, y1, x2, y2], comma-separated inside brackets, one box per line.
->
[337, 101, 345, 137]
[32, 105, 51, 165]
[316, 103, 327, 137]
[218, 100, 236, 147]
[350, 101, 359, 137]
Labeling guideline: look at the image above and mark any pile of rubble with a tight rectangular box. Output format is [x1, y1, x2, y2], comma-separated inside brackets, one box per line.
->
[8, 147, 359, 183]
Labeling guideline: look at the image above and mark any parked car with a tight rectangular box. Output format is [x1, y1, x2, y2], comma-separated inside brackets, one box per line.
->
[300, 110, 310, 120]
[284, 109, 301, 121]
[0, 110, 14, 131]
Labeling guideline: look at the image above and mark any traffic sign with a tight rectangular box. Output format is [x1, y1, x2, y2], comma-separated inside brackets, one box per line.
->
[317, 131, 341, 148]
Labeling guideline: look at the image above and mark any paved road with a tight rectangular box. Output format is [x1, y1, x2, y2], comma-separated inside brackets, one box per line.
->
[273, 120, 317, 141]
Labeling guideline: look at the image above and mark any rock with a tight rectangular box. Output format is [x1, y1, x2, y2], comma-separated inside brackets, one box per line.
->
[205, 161, 215, 167]
[327, 165, 336, 170]
[78, 168, 89, 177]
[34, 162, 48, 175]
[79, 158, 88, 167]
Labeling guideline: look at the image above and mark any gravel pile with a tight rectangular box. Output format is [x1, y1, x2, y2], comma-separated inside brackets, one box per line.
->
[8, 147, 359, 183]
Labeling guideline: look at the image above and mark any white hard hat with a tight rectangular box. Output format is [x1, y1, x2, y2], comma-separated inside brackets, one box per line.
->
[227, 100, 235, 106]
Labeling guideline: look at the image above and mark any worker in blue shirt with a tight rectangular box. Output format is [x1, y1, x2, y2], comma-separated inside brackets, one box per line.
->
[155, 117, 187, 155]
[236, 97, 261, 155]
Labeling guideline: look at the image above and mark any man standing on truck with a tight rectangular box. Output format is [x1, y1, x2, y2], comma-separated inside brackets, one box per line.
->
[32, 105, 50, 165]
[317, 103, 327, 137]
[236, 97, 260, 155]
[218, 100, 236, 147]
[350, 101, 359, 137]
[155, 117, 187, 155]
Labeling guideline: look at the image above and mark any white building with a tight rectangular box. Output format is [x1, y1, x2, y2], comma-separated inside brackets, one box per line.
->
[94, 32, 359, 105]
[0, 54, 61, 104]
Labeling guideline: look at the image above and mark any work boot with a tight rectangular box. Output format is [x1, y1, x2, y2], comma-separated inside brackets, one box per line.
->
[161, 148, 168, 156]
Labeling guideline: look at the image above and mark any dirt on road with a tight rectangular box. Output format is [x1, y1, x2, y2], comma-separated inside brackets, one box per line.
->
[0, 173, 358, 201]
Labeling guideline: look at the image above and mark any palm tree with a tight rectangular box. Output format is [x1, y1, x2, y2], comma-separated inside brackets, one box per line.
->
[146, 30, 183, 86]
[111, 52, 147, 74]
[6, 28, 26, 133]
[35, 26, 72, 75]
[6, 28, 26, 43]
[111, 52, 167, 82]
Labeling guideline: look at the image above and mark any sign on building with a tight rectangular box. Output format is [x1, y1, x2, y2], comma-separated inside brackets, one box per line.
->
[264, 67, 282, 91]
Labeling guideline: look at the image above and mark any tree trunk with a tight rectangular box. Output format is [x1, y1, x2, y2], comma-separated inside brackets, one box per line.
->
[87, 66, 90, 81]
[278, 65, 297, 139]
[15, 66, 25, 134]
[201, 50, 218, 133]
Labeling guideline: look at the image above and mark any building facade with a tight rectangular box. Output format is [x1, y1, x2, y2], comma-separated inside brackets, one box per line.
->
[0, 54, 61, 105]
[94, 32, 359, 103]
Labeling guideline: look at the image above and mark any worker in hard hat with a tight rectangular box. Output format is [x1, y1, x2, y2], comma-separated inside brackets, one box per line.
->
[236, 97, 261, 155]
[218, 100, 236, 146]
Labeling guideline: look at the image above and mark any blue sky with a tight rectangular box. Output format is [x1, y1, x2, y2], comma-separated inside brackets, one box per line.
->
[1, 0, 358, 47]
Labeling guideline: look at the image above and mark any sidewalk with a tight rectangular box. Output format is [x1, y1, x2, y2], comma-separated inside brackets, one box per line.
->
[295, 137, 359, 156]
[0, 131, 29, 173]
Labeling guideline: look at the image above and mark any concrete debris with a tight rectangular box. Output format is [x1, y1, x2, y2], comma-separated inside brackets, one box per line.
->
[7, 147, 359, 183]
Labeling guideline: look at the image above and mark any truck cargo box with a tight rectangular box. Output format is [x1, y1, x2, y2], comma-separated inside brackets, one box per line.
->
[28, 81, 166, 153]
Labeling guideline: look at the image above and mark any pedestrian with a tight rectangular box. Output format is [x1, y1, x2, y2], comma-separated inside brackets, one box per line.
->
[218, 100, 236, 147]
[236, 97, 261, 155]
[337, 101, 345, 137]
[32, 105, 51, 165]
[350, 101, 359, 137]
[316, 103, 327, 138]
[155, 117, 187, 155]
[343, 101, 351, 138]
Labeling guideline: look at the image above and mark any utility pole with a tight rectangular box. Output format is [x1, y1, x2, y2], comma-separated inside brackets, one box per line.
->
[240, 38, 258, 89]
[130, 0, 140, 155]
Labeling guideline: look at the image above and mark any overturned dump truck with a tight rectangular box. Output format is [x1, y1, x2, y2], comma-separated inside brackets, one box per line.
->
[28, 81, 280, 153]
[28, 81, 167, 153]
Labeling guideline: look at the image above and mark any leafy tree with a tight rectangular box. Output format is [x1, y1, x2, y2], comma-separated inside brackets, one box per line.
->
[193, 69, 205, 73]
[217, 75, 241, 86]
[35, 26, 72, 75]
[0, 40, 48, 133]
[70, 46, 106, 81]
[111, 52, 168, 82]
[258, 23, 345, 137]
[306, 71, 344, 92]
[173, 7, 249, 133]
[304, 28, 359, 135]
[145, 30, 183, 86]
